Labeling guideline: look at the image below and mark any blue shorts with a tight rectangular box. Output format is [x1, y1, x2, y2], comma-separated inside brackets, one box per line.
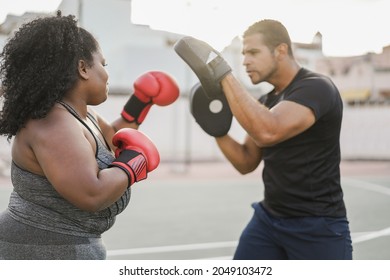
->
[233, 203, 353, 260]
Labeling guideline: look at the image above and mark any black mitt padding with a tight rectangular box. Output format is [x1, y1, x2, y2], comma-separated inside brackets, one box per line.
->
[175, 36, 231, 99]
[190, 83, 232, 137]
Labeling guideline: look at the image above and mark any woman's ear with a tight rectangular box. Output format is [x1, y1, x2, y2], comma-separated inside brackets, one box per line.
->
[78, 60, 89, 80]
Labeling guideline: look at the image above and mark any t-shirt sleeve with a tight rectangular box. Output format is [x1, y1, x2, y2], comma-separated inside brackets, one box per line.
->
[284, 77, 338, 120]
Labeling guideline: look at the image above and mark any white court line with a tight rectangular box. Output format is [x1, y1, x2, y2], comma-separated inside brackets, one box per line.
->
[343, 177, 390, 196]
[107, 178, 390, 258]
[343, 178, 390, 243]
[107, 241, 238, 257]
[107, 228, 390, 257]
[352, 227, 390, 244]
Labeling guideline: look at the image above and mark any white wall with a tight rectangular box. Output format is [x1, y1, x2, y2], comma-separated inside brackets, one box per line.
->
[95, 97, 390, 162]
[341, 105, 390, 160]
[2, 98, 389, 176]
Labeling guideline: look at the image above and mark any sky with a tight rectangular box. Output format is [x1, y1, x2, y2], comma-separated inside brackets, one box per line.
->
[1, 0, 389, 57]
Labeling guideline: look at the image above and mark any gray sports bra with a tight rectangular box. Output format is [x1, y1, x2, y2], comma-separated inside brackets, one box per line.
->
[7, 102, 131, 237]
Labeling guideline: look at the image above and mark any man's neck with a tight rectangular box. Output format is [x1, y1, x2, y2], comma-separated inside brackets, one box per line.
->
[273, 61, 301, 93]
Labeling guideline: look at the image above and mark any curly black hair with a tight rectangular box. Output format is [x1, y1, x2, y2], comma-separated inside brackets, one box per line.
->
[0, 11, 99, 140]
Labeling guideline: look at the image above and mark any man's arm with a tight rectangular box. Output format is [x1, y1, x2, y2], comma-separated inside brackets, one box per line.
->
[174, 36, 315, 147]
[216, 134, 262, 174]
[221, 74, 315, 147]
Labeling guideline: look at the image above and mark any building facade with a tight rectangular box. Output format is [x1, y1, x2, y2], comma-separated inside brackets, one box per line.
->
[2, 0, 389, 103]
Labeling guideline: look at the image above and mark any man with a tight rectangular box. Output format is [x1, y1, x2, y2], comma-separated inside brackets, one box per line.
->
[175, 19, 353, 260]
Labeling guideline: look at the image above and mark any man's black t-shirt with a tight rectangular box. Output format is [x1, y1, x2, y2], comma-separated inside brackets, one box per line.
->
[259, 68, 346, 217]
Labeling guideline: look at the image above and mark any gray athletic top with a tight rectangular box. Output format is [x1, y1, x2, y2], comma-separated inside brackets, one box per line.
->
[7, 103, 131, 238]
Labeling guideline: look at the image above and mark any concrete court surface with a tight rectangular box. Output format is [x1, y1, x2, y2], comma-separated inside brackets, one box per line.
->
[0, 160, 389, 260]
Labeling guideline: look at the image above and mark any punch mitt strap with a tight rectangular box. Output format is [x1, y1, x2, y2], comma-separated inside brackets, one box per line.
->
[174, 36, 231, 99]
[190, 83, 232, 137]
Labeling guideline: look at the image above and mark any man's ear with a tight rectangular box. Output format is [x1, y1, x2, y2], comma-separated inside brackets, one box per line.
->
[275, 43, 288, 60]
[274, 43, 288, 60]
[78, 60, 89, 80]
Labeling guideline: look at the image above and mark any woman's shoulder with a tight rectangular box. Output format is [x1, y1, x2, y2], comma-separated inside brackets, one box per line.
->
[25, 104, 81, 141]
[12, 105, 78, 175]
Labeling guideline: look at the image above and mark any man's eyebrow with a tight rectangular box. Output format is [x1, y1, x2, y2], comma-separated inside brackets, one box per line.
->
[242, 48, 259, 55]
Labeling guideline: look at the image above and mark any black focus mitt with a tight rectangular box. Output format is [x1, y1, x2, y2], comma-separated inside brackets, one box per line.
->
[189, 83, 232, 137]
[174, 36, 231, 99]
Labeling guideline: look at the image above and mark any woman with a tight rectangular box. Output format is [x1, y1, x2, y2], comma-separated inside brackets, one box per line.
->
[0, 11, 178, 259]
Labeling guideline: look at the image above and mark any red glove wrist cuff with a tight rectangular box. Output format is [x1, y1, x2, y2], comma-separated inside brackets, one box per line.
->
[121, 95, 152, 124]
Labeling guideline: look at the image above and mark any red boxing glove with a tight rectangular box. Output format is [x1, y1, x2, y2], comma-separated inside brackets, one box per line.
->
[109, 128, 160, 187]
[121, 71, 180, 124]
